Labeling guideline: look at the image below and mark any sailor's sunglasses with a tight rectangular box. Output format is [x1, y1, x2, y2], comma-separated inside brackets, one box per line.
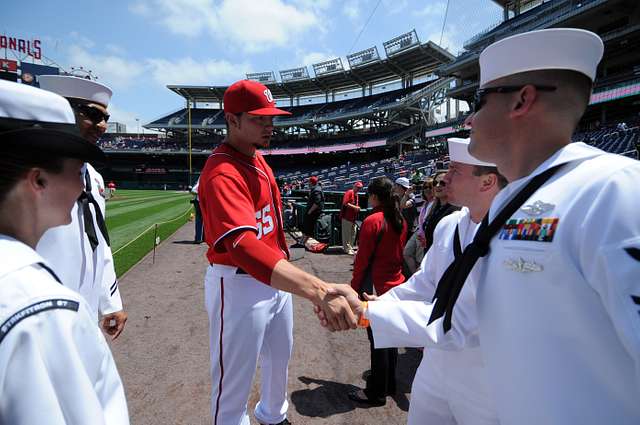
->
[473, 85, 556, 112]
[74, 104, 110, 124]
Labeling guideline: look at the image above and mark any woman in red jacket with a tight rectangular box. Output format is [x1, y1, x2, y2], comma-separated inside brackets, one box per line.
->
[349, 176, 407, 406]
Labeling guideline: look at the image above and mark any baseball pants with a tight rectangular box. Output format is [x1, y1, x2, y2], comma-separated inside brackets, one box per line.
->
[408, 347, 498, 425]
[341, 219, 357, 254]
[205, 264, 293, 425]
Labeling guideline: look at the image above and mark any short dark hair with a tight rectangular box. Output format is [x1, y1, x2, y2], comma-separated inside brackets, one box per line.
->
[224, 112, 243, 131]
[0, 149, 66, 204]
[472, 165, 508, 188]
[500, 69, 593, 129]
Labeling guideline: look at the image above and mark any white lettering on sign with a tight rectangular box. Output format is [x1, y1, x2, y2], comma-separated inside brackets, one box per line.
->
[0, 35, 42, 59]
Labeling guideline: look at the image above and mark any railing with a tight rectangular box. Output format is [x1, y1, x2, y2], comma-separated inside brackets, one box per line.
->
[112, 206, 193, 277]
[400, 77, 455, 106]
[387, 124, 423, 144]
[463, 0, 605, 50]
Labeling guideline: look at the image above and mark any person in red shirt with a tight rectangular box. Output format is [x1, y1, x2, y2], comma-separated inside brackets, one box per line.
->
[198, 79, 356, 425]
[349, 176, 407, 406]
[340, 181, 362, 255]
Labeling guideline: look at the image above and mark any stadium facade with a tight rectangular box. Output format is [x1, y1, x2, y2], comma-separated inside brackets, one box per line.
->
[95, 0, 639, 190]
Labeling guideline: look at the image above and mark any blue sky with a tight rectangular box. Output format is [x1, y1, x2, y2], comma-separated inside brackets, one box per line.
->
[3, 0, 501, 132]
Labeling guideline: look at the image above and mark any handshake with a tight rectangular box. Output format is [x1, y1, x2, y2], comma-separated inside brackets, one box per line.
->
[313, 284, 378, 332]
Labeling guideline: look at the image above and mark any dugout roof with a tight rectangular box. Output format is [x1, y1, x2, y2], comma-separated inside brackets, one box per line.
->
[167, 31, 455, 103]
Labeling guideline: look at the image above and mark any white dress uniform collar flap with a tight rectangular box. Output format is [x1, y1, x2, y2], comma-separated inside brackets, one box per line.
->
[489, 142, 606, 221]
[0, 235, 49, 280]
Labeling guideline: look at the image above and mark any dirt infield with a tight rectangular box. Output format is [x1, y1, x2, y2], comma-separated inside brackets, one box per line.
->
[111, 223, 420, 424]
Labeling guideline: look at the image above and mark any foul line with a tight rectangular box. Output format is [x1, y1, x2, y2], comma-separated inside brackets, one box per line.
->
[113, 207, 193, 256]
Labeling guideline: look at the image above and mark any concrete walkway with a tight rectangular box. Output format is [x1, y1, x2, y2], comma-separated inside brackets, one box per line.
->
[111, 222, 418, 424]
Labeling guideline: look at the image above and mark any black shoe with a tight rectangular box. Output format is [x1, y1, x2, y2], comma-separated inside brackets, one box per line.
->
[260, 420, 291, 425]
[347, 389, 386, 406]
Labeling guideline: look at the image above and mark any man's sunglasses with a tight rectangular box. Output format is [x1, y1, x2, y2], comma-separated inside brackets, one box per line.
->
[74, 104, 110, 124]
[435, 180, 446, 187]
[473, 85, 556, 112]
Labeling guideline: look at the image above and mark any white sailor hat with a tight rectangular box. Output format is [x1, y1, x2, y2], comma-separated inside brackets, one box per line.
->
[479, 28, 604, 87]
[0, 80, 105, 162]
[39, 75, 112, 107]
[447, 138, 495, 166]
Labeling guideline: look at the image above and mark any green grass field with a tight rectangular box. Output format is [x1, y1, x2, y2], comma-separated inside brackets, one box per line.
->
[106, 190, 194, 277]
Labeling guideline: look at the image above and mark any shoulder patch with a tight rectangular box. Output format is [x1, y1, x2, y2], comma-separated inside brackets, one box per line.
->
[625, 247, 640, 262]
[0, 299, 80, 344]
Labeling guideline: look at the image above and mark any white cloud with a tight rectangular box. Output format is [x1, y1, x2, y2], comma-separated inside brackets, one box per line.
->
[342, 0, 362, 21]
[105, 44, 126, 56]
[130, 0, 216, 37]
[107, 103, 148, 133]
[64, 31, 250, 89]
[414, 2, 446, 18]
[68, 32, 95, 49]
[66, 44, 146, 90]
[146, 57, 251, 86]
[130, 0, 324, 52]
[213, 0, 321, 52]
[382, 0, 408, 15]
[291, 0, 333, 11]
[127, 2, 151, 16]
[426, 27, 464, 56]
[299, 51, 338, 67]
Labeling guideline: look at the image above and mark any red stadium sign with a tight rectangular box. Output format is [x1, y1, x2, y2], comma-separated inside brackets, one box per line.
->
[0, 34, 42, 60]
[0, 59, 17, 72]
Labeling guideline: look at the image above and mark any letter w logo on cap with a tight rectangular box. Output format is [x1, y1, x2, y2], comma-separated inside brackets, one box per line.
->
[263, 89, 274, 103]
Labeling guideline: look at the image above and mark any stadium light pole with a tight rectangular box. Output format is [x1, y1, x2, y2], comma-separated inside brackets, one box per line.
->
[135, 118, 140, 139]
[187, 99, 193, 186]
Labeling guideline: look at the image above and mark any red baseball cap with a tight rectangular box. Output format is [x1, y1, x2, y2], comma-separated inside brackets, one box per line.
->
[223, 80, 291, 116]
[354, 181, 363, 188]
[309, 176, 318, 185]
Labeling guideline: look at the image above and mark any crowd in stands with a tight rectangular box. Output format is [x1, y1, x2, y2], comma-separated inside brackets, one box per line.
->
[275, 119, 639, 196]
[146, 82, 432, 130]
[278, 148, 445, 193]
[573, 120, 639, 158]
[99, 137, 182, 151]
[98, 120, 640, 165]
[98, 128, 414, 152]
[98, 134, 221, 152]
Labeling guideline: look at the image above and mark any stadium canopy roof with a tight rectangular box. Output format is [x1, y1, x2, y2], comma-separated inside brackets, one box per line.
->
[167, 30, 455, 103]
[490, 0, 545, 10]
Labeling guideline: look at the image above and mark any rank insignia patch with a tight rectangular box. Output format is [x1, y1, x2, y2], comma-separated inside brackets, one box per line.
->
[520, 200, 555, 216]
[503, 257, 544, 273]
[498, 217, 559, 242]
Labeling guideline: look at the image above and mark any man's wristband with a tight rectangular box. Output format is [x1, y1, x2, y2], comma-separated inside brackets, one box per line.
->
[358, 301, 370, 327]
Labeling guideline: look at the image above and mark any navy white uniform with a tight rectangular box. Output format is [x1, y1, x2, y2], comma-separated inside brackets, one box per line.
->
[368, 208, 498, 425]
[475, 143, 640, 424]
[0, 235, 128, 424]
[37, 163, 122, 319]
